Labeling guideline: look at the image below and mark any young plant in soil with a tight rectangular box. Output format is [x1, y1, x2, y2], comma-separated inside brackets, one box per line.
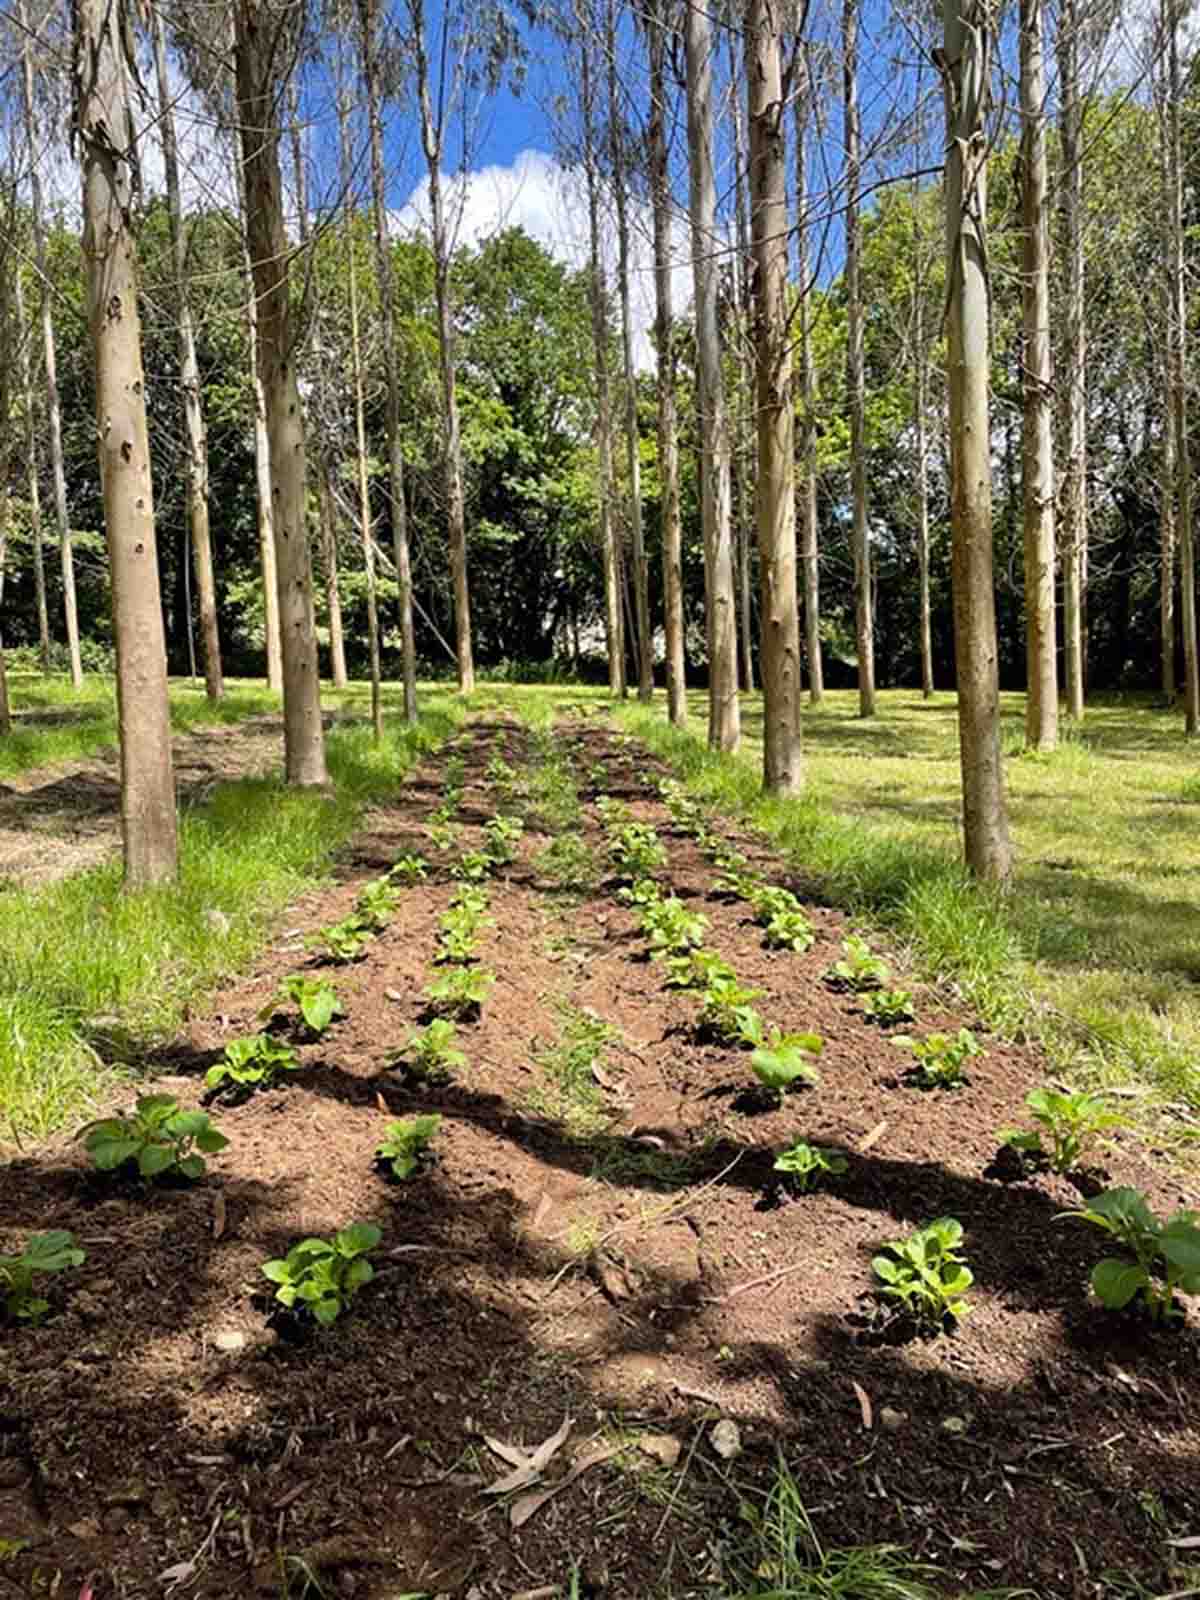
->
[761, 907, 816, 953]
[436, 895, 493, 964]
[356, 878, 401, 931]
[594, 795, 631, 831]
[712, 864, 761, 901]
[607, 822, 668, 879]
[534, 833, 597, 890]
[860, 987, 916, 1026]
[774, 1140, 848, 1193]
[426, 820, 462, 852]
[1, 1230, 86, 1323]
[425, 966, 496, 1021]
[392, 1019, 467, 1082]
[697, 976, 767, 1045]
[263, 974, 345, 1037]
[261, 1223, 382, 1327]
[872, 1217, 973, 1329]
[617, 876, 662, 910]
[80, 1095, 228, 1180]
[529, 1001, 618, 1138]
[206, 1033, 301, 1094]
[893, 1028, 980, 1089]
[657, 777, 706, 834]
[451, 849, 494, 883]
[388, 852, 429, 886]
[826, 935, 891, 991]
[483, 814, 524, 865]
[1000, 1086, 1128, 1174]
[1063, 1187, 1200, 1322]
[663, 946, 734, 991]
[310, 915, 372, 964]
[640, 896, 709, 959]
[749, 1030, 823, 1102]
[376, 1114, 442, 1179]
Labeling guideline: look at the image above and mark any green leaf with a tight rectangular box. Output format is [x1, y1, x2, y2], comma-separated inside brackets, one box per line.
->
[1091, 1258, 1148, 1309]
[336, 1223, 382, 1258]
[194, 1127, 229, 1154]
[871, 1255, 901, 1283]
[22, 1231, 85, 1272]
[167, 1110, 211, 1139]
[343, 1258, 375, 1293]
[1160, 1220, 1200, 1275]
[138, 1143, 176, 1178]
[205, 1063, 229, 1088]
[312, 1298, 342, 1325]
[88, 1135, 139, 1171]
[177, 1155, 205, 1180]
[261, 1259, 291, 1284]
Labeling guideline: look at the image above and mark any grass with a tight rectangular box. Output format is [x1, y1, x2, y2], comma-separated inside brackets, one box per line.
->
[0, 687, 461, 1145]
[593, 686, 1200, 1144]
[527, 998, 619, 1138]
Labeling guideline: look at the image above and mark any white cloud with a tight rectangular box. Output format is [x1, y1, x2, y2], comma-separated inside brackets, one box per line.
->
[396, 147, 698, 370]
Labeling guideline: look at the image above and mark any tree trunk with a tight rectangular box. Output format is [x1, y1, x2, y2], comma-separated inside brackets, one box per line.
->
[795, 55, 823, 704]
[411, 0, 474, 694]
[648, 0, 686, 726]
[234, 0, 328, 785]
[578, 16, 624, 698]
[1167, 0, 1200, 733]
[151, 6, 222, 703]
[684, 0, 739, 751]
[20, 0, 82, 688]
[319, 463, 349, 689]
[1020, 0, 1058, 749]
[608, 0, 653, 702]
[1161, 392, 1176, 706]
[940, 0, 1013, 882]
[748, 0, 801, 794]
[13, 268, 51, 671]
[914, 298, 934, 700]
[1056, 0, 1087, 721]
[339, 85, 384, 741]
[729, 28, 754, 695]
[843, 0, 875, 717]
[76, 0, 177, 885]
[358, 0, 418, 720]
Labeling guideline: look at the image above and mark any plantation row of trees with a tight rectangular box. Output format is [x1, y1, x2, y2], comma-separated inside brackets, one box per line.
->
[0, 0, 1194, 886]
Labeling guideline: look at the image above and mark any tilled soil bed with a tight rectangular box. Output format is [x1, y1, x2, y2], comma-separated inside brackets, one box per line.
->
[2, 713, 1197, 1600]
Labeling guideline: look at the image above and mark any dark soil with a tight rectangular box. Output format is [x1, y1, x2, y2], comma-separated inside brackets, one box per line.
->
[2, 714, 1197, 1600]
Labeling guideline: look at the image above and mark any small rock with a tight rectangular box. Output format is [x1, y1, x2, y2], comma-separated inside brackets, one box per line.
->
[204, 909, 231, 936]
[212, 1329, 247, 1353]
[709, 1419, 742, 1461]
[89, 1279, 115, 1296]
[637, 1433, 682, 1468]
[941, 1415, 969, 1436]
[880, 1407, 908, 1432]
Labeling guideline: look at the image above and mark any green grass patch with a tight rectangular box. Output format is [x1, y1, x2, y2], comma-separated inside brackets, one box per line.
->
[527, 998, 619, 1139]
[614, 689, 1200, 1137]
[0, 695, 460, 1145]
[0, 673, 287, 780]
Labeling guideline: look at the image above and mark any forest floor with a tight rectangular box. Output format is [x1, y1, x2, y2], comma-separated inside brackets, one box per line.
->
[2, 705, 1197, 1600]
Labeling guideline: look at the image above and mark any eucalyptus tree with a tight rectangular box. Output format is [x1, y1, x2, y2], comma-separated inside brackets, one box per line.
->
[748, 0, 801, 792]
[12, 256, 50, 670]
[18, 0, 82, 687]
[1020, 0, 1057, 749]
[684, 0, 739, 751]
[646, 0, 686, 723]
[606, 0, 653, 701]
[842, 0, 875, 717]
[75, 0, 177, 882]
[357, 0, 417, 719]
[233, 0, 327, 784]
[727, 27, 755, 695]
[1056, 0, 1087, 720]
[150, 4, 223, 702]
[795, 46, 822, 703]
[939, 0, 1011, 880]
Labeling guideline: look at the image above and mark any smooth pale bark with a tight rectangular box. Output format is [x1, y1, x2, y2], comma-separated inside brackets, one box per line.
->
[608, 0, 653, 701]
[1162, 390, 1176, 704]
[358, 0, 417, 720]
[748, 0, 801, 794]
[318, 464, 349, 689]
[728, 29, 754, 695]
[914, 279, 934, 699]
[1020, 0, 1058, 749]
[411, 0, 474, 694]
[795, 57, 823, 704]
[13, 268, 51, 670]
[20, 0, 82, 689]
[234, 0, 327, 786]
[578, 22, 624, 698]
[647, 1, 686, 725]
[0, 200, 13, 730]
[1167, 0, 1200, 732]
[941, 0, 1013, 882]
[151, 6, 222, 703]
[77, 0, 177, 885]
[842, 0, 875, 717]
[1056, 0, 1087, 721]
[338, 92, 383, 742]
[233, 142, 283, 693]
[684, 0, 739, 751]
